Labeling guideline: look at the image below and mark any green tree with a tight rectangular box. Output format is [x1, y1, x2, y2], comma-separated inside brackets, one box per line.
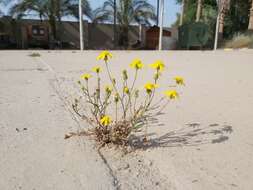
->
[174, 0, 217, 45]
[175, 0, 218, 24]
[94, 0, 156, 48]
[224, 0, 251, 38]
[9, 0, 91, 41]
[175, 0, 252, 39]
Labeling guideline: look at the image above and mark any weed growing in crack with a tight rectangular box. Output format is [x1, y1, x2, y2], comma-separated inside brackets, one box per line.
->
[72, 51, 185, 146]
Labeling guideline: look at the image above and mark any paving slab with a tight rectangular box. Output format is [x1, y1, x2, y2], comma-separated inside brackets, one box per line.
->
[0, 50, 253, 190]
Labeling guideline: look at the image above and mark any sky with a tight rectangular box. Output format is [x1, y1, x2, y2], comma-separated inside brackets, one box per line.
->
[0, 0, 181, 27]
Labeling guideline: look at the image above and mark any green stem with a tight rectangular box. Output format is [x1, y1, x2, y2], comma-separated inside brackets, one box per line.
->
[145, 69, 159, 109]
[86, 80, 101, 123]
[115, 102, 118, 123]
[105, 61, 125, 118]
[130, 69, 138, 91]
[124, 69, 138, 118]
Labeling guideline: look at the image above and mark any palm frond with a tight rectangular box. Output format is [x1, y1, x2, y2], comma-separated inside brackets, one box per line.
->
[93, 0, 155, 25]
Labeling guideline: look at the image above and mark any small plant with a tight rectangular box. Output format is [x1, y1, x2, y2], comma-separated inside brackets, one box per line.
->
[72, 51, 185, 146]
[28, 52, 41, 57]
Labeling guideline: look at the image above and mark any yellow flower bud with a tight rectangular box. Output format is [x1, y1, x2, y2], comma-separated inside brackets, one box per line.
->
[174, 76, 185, 85]
[100, 115, 112, 126]
[114, 93, 120, 103]
[105, 85, 113, 94]
[112, 78, 116, 85]
[124, 87, 130, 94]
[122, 70, 128, 81]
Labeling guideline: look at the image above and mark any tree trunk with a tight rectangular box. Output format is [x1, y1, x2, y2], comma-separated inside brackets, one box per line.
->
[196, 0, 202, 22]
[180, 0, 185, 26]
[113, 0, 117, 48]
[248, 0, 253, 30]
[55, 0, 62, 42]
[49, 0, 57, 41]
[119, 26, 129, 49]
[218, 11, 225, 40]
[157, 0, 159, 25]
[218, 0, 231, 41]
[49, 15, 57, 41]
[123, 26, 129, 49]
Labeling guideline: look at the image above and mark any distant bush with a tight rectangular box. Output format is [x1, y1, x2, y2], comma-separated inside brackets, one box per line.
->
[224, 34, 253, 49]
[28, 52, 41, 57]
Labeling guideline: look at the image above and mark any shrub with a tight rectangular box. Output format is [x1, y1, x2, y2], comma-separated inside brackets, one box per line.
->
[224, 34, 253, 49]
[72, 51, 185, 146]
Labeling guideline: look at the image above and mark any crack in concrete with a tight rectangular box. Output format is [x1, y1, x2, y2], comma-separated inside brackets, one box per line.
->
[0, 68, 48, 72]
[35, 56, 120, 190]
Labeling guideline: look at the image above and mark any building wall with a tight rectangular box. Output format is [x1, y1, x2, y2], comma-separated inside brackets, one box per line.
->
[18, 19, 146, 49]
[87, 23, 146, 49]
[0, 17, 177, 50]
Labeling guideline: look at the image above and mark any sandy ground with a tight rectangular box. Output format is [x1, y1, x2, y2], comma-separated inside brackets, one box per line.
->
[0, 50, 253, 190]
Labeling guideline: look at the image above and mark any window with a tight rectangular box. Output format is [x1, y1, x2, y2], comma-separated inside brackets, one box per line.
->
[32, 26, 46, 36]
[40, 29, 45, 35]
[33, 29, 38, 35]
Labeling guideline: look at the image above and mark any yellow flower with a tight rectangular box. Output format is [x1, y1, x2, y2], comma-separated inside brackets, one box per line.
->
[97, 51, 113, 61]
[81, 73, 92, 80]
[149, 60, 165, 71]
[92, 66, 101, 73]
[174, 76, 185, 85]
[100, 115, 112, 126]
[124, 86, 130, 94]
[105, 85, 113, 94]
[144, 82, 158, 93]
[130, 59, 144, 70]
[164, 90, 179, 100]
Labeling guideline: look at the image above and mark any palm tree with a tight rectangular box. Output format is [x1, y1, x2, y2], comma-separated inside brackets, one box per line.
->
[94, 0, 156, 48]
[176, 0, 202, 24]
[217, 0, 230, 40]
[9, 0, 91, 41]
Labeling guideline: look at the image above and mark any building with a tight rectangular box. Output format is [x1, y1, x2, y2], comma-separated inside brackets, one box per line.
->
[0, 17, 178, 50]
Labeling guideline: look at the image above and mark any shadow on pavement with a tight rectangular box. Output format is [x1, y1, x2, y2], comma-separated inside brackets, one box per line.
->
[130, 122, 233, 150]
